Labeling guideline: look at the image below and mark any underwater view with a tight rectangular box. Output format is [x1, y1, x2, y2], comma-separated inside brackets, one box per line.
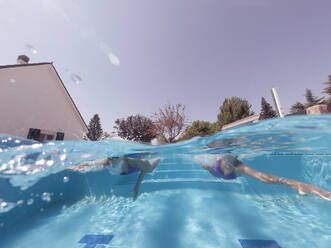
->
[0, 115, 330, 248]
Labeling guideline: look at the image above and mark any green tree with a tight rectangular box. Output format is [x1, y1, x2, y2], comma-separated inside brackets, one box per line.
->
[290, 102, 306, 115]
[323, 75, 331, 112]
[217, 96, 254, 128]
[87, 114, 103, 141]
[323, 75, 331, 96]
[179, 121, 220, 141]
[259, 97, 277, 120]
[114, 115, 157, 142]
[305, 89, 324, 108]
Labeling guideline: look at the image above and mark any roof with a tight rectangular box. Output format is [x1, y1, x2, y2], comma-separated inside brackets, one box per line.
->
[0, 62, 52, 69]
[0, 62, 88, 131]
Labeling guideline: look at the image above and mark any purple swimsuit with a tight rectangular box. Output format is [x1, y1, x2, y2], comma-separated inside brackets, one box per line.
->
[212, 158, 237, 180]
[120, 164, 139, 175]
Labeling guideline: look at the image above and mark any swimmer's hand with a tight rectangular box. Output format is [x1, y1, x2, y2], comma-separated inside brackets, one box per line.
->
[290, 182, 331, 201]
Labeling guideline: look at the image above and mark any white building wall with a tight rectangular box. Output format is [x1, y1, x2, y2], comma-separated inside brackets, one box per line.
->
[0, 63, 88, 140]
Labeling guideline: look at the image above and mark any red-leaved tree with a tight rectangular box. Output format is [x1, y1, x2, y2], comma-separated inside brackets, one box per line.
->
[153, 103, 187, 143]
[114, 115, 157, 143]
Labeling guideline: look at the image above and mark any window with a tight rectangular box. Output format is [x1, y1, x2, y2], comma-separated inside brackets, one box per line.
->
[27, 128, 60, 142]
[27, 128, 41, 141]
[56, 132, 65, 140]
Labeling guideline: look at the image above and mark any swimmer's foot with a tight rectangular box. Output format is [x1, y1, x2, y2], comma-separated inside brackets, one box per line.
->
[151, 158, 161, 169]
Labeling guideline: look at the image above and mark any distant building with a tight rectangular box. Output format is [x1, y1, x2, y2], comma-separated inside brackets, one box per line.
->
[306, 104, 328, 115]
[221, 114, 260, 131]
[0, 56, 88, 141]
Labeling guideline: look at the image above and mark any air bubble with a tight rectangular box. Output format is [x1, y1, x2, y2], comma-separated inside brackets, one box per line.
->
[46, 160, 54, 166]
[41, 192, 51, 202]
[60, 154, 67, 161]
[0, 199, 16, 213]
[27, 199, 34, 205]
[35, 159, 45, 165]
[63, 176, 70, 183]
[31, 144, 42, 149]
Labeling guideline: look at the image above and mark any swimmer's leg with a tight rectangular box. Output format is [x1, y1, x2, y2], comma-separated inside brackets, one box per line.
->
[133, 171, 146, 201]
[151, 158, 161, 170]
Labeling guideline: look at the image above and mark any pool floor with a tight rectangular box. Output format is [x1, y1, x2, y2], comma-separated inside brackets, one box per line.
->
[2, 187, 330, 248]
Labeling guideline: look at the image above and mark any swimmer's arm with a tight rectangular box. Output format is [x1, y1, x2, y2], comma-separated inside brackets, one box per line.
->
[237, 163, 285, 184]
[133, 171, 146, 201]
[68, 157, 111, 170]
[238, 163, 331, 201]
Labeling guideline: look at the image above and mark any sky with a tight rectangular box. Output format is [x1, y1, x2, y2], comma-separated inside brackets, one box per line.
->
[1, 0, 331, 132]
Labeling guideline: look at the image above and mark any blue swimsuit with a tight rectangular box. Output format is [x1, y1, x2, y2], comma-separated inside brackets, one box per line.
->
[212, 155, 239, 180]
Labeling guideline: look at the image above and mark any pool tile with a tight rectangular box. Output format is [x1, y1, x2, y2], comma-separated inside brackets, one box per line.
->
[78, 234, 114, 248]
[238, 239, 281, 248]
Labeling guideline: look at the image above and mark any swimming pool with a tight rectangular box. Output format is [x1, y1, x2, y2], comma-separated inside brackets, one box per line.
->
[1, 115, 330, 248]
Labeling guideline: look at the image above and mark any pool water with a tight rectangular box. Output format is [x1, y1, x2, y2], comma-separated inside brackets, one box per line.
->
[1, 115, 331, 248]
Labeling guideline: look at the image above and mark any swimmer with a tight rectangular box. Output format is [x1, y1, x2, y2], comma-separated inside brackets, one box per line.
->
[201, 155, 331, 201]
[69, 154, 160, 201]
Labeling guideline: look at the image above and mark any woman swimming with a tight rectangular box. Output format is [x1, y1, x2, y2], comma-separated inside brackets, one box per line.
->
[202, 154, 331, 201]
[70, 154, 160, 201]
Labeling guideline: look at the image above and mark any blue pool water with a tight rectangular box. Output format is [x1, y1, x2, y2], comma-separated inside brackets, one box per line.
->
[0, 115, 331, 248]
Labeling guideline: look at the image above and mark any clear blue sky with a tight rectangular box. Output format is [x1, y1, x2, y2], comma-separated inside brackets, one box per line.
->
[1, 0, 331, 132]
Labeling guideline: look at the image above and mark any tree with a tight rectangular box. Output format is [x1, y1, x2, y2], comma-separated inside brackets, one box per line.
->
[323, 75, 331, 96]
[304, 88, 323, 108]
[179, 121, 220, 141]
[87, 114, 103, 141]
[114, 115, 157, 142]
[217, 96, 254, 128]
[153, 103, 187, 143]
[290, 102, 306, 115]
[259, 97, 277, 120]
[323, 75, 331, 112]
[99, 131, 111, 140]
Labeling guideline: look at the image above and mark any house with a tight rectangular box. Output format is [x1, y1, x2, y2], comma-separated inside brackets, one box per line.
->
[306, 104, 329, 115]
[0, 56, 88, 141]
